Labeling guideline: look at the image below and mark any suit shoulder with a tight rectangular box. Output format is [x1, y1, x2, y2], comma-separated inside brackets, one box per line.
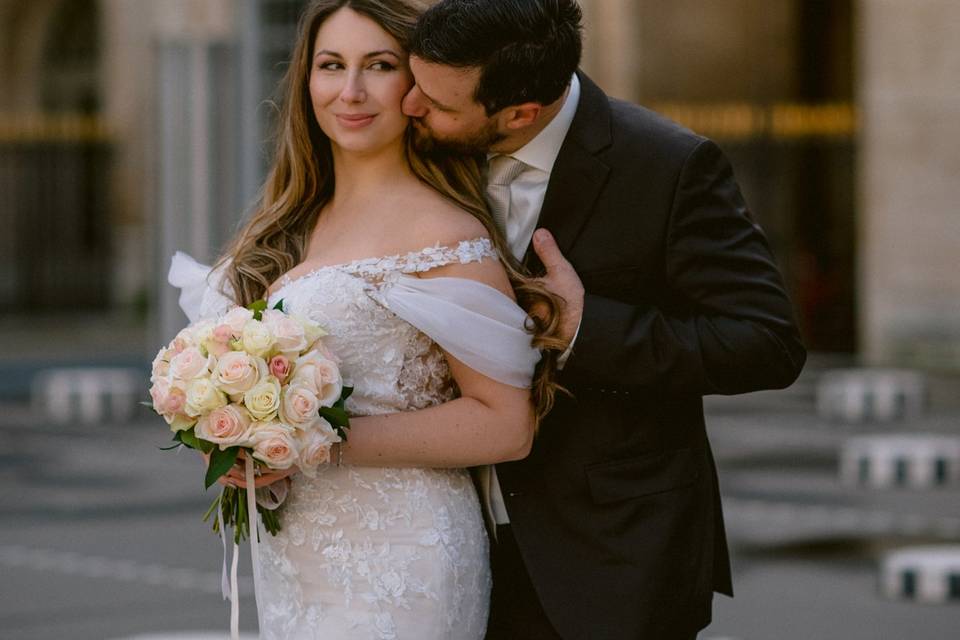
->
[606, 97, 708, 164]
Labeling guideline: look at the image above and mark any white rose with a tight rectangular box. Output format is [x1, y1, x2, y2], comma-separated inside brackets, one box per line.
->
[296, 421, 337, 477]
[221, 306, 254, 334]
[195, 405, 254, 449]
[292, 350, 343, 406]
[185, 376, 228, 417]
[279, 383, 320, 428]
[241, 319, 275, 358]
[169, 347, 213, 381]
[250, 422, 299, 469]
[213, 351, 265, 395]
[262, 309, 308, 355]
[243, 375, 282, 421]
[151, 347, 174, 382]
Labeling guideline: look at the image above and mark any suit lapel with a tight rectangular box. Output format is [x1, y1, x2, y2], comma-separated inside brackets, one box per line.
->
[523, 72, 613, 273]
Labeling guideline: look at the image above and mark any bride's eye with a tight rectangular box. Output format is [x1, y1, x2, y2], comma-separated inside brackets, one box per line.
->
[318, 61, 344, 71]
[369, 61, 396, 72]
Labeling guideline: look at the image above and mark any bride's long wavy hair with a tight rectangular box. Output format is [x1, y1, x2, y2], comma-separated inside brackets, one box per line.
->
[215, 0, 566, 425]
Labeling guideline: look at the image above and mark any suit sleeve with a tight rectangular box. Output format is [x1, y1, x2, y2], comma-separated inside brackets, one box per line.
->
[560, 138, 806, 395]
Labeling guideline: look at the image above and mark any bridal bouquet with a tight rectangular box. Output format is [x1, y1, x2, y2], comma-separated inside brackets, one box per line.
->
[149, 298, 352, 543]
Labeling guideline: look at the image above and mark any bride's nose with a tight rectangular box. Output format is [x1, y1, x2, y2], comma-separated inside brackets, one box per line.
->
[340, 71, 367, 104]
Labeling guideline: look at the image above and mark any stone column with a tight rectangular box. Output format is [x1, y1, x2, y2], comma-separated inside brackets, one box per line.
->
[151, 0, 240, 344]
[579, 0, 642, 101]
[858, 0, 960, 369]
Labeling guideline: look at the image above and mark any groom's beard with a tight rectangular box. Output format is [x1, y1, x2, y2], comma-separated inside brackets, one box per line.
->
[410, 117, 505, 156]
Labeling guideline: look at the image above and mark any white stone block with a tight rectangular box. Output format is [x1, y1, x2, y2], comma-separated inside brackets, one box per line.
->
[881, 546, 960, 603]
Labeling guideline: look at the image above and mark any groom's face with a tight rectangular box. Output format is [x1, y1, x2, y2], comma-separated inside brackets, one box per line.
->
[402, 56, 507, 155]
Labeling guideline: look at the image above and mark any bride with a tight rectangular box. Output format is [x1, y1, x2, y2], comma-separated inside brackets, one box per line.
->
[168, 0, 563, 638]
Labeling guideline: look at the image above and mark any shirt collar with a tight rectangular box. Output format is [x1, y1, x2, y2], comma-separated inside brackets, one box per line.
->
[508, 73, 580, 174]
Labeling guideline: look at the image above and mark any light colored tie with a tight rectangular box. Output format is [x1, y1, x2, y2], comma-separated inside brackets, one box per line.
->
[485, 155, 527, 234]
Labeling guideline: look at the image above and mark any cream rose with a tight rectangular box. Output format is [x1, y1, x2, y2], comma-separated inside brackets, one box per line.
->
[169, 347, 212, 381]
[243, 375, 282, 421]
[262, 309, 308, 354]
[279, 383, 320, 428]
[292, 351, 343, 407]
[239, 319, 275, 359]
[195, 405, 253, 449]
[296, 421, 337, 477]
[213, 351, 265, 395]
[291, 313, 327, 345]
[250, 422, 299, 469]
[185, 376, 228, 417]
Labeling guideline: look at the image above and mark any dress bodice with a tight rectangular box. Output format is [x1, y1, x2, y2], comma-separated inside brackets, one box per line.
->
[196, 238, 505, 417]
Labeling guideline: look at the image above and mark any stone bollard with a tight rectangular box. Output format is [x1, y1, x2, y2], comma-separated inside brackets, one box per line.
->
[840, 434, 960, 489]
[31, 368, 143, 425]
[817, 368, 926, 423]
[881, 546, 960, 603]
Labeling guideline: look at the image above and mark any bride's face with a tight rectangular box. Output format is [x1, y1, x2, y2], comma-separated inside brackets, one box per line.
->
[309, 8, 413, 155]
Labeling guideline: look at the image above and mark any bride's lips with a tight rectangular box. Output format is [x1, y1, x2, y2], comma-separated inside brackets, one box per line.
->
[336, 113, 377, 129]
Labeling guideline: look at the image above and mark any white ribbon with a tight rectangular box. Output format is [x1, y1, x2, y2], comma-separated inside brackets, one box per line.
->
[217, 457, 264, 640]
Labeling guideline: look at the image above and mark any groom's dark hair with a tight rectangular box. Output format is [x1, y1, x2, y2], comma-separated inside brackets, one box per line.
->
[409, 0, 583, 115]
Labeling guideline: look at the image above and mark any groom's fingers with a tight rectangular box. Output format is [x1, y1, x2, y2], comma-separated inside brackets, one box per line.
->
[532, 229, 567, 274]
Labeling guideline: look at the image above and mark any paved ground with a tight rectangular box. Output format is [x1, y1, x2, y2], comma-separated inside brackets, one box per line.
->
[2, 367, 960, 638]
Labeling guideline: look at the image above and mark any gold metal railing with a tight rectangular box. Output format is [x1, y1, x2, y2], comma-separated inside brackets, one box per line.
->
[0, 113, 111, 143]
[649, 102, 859, 141]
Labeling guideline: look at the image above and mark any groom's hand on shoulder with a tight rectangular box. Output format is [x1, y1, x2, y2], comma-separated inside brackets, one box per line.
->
[532, 228, 584, 347]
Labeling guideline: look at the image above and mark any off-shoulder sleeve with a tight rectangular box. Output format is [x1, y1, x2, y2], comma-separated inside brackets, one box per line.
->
[381, 275, 539, 389]
[167, 251, 235, 323]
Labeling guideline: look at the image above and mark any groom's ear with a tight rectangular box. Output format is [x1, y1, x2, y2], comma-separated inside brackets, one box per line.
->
[501, 102, 543, 131]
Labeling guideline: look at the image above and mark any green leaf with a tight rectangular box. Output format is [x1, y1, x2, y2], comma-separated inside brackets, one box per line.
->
[319, 406, 349, 428]
[139, 400, 155, 408]
[204, 446, 240, 489]
[157, 442, 182, 451]
[334, 386, 354, 410]
[272, 298, 285, 312]
[248, 299, 268, 321]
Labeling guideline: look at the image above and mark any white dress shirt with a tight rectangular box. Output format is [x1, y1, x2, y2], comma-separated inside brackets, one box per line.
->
[483, 74, 581, 527]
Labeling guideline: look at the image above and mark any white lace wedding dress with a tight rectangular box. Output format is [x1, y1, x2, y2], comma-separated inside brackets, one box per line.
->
[168, 238, 538, 640]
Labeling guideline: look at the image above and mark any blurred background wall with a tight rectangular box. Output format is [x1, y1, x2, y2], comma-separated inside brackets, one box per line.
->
[2, 3, 960, 639]
[2, 0, 957, 376]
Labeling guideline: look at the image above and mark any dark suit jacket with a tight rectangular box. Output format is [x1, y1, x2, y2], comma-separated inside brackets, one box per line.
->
[496, 72, 807, 639]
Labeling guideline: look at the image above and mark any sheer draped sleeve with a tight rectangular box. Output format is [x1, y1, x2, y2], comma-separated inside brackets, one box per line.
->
[167, 251, 235, 323]
[380, 275, 539, 389]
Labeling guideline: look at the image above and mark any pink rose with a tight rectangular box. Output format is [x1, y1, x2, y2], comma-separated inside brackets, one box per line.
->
[296, 422, 337, 477]
[250, 422, 299, 469]
[149, 376, 171, 411]
[195, 405, 253, 448]
[213, 351, 265, 395]
[169, 347, 211, 381]
[269, 355, 292, 383]
[171, 327, 193, 354]
[163, 385, 187, 415]
[279, 383, 319, 428]
[292, 351, 343, 407]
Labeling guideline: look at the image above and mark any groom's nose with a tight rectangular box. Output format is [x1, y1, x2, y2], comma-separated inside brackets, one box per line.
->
[402, 86, 428, 118]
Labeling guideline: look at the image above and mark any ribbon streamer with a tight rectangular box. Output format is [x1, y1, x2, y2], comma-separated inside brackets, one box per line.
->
[217, 459, 264, 640]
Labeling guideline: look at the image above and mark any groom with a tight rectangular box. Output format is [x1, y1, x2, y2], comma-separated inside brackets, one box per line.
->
[403, 1, 806, 639]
